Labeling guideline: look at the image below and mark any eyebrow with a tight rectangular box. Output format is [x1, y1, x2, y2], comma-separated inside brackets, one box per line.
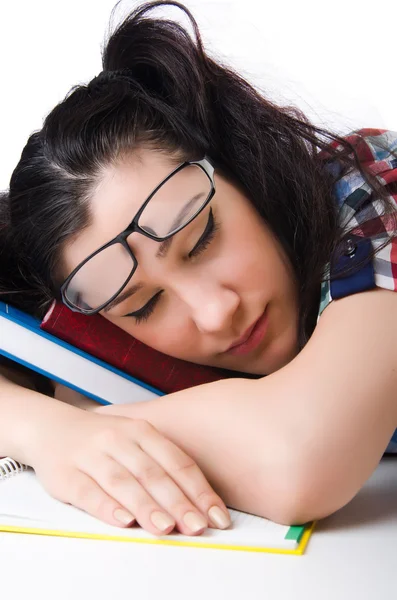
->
[103, 192, 207, 313]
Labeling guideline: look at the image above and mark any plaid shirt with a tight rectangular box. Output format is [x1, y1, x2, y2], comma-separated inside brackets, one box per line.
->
[317, 129, 397, 453]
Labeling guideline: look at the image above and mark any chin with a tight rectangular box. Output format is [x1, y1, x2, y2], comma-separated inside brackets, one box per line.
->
[262, 335, 299, 374]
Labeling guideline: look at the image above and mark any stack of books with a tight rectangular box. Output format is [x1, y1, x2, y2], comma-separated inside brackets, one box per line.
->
[0, 300, 235, 404]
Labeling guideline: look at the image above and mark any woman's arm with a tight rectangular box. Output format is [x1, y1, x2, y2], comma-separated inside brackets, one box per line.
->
[276, 287, 397, 521]
[0, 367, 59, 461]
[0, 362, 99, 460]
[99, 288, 397, 524]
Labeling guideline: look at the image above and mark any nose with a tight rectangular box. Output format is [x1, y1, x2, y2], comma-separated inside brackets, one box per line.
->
[172, 273, 240, 334]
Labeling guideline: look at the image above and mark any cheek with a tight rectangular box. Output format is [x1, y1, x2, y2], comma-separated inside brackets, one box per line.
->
[104, 311, 196, 359]
[236, 214, 291, 281]
[221, 223, 268, 286]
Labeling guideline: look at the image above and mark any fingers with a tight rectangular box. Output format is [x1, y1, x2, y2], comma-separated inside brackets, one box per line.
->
[135, 420, 231, 530]
[53, 469, 136, 528]
[106, 419, 231, 534]
[97, 450, 207, 536]
[44, 416, 231, 538]
[92, 454, 179, 536]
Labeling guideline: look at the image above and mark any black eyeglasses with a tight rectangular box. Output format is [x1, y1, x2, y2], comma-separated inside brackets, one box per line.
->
[60, 156, 216, 315]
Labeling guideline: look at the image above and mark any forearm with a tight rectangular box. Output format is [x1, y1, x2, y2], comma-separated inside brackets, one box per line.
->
[279, 289, 397, 519]
[0, 370, 81, 464]
[101, 289, 397, 524]
[98, 377, 299, 522]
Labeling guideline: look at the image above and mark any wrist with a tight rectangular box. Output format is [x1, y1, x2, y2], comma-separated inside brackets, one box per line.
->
[0, 378, 80, 465]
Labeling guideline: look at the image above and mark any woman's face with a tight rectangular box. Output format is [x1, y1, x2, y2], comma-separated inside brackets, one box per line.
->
[63, 149, 300, 375]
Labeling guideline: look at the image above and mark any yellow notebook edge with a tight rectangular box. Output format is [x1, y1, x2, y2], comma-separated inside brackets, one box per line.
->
[0, 520, 316, 555]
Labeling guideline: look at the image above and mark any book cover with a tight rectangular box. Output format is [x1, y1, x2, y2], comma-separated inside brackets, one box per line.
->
[0, 301, 161, 404]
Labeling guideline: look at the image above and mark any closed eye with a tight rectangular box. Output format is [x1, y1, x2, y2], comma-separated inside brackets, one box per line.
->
[124, 290, 163, 324]
[188, 207, 217, 258]
[124, 208, 219, 323]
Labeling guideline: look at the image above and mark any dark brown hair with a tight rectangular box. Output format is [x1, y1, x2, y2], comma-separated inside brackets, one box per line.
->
[1, 1, 396, 350]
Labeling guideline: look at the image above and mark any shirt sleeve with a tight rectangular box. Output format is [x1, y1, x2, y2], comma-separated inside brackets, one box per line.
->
[317, 129, 397, 454]
[318, 128, 397, 317]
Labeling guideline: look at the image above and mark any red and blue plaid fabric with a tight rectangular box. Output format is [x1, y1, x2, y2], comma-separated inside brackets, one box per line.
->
[317, 129, 397, 453]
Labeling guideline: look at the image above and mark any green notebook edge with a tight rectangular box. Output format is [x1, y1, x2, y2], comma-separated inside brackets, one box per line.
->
[285, 524, 307, 543]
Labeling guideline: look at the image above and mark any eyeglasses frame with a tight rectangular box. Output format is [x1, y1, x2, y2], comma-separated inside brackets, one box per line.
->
[60, 156, 216, 315]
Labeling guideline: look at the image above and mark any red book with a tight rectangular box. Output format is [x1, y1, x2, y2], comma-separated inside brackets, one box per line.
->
[41, 301, 241, 394]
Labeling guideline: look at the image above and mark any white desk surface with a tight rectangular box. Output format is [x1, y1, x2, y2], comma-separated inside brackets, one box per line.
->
[1, 456, 396, 600]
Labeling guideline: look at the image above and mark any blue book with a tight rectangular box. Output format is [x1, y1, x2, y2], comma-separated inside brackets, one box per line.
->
[0, 301, 162, 405]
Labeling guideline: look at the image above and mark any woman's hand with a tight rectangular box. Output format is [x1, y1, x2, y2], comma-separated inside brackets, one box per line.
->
[27, 401, 231, 535]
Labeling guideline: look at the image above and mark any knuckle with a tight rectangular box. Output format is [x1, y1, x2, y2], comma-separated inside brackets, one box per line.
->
[106, 467, 132, 489]
[72, 483, 109, 516]
[131, 419, 154, 436]
[135, 463, 166, 486]
[92, 495, 113, 517]
[195, 489, 215, 505]
[70, 481, 96, 507]
[96, 426, 120, 447]
[172, 457, 197, 475]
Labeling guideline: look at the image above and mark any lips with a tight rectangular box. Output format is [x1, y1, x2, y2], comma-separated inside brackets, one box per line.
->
[227, 319, 258, 351]
[225, 306, 269, 356]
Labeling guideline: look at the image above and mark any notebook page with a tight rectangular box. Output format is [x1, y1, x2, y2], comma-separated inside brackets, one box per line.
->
[0, 471, 299, 550]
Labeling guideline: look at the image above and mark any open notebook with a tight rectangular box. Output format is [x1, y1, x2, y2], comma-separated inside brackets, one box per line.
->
[0, 458, 314, 555]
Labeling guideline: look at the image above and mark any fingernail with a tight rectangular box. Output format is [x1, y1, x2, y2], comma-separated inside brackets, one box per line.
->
[208, 506, 231, 529]
[114, 508, 135, 525]
[183, 511, 207, 533]
[150, 511, 175, 532]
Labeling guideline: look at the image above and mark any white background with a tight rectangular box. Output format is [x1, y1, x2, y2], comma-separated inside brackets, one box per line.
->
[0, 0, 396, 189]
[1, 457, 396, 599]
